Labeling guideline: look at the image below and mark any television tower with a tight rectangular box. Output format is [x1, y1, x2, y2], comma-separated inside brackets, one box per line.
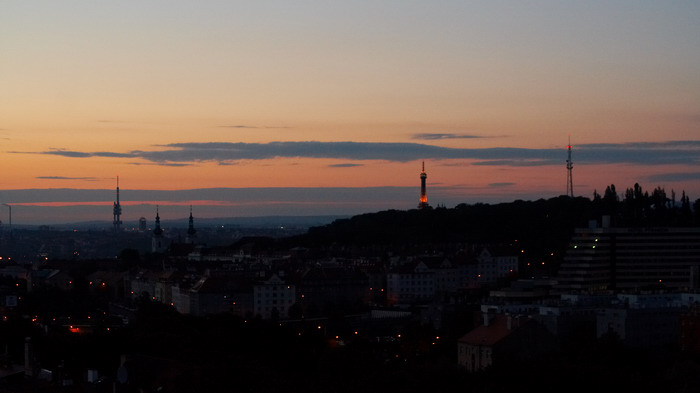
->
[418, 161, 429, 209]
[113, 176, 122, 232]
[186, 205, 197, 244]
[566, 136, 574, 197]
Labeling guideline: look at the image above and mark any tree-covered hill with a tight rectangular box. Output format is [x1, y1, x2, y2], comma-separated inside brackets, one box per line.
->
[280, 185, 700, 273]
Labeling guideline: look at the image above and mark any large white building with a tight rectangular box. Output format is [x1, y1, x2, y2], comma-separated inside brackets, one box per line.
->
[253, 274, 296, 319]
[386, 259, 458, 305]
[460, 247, 519, 289]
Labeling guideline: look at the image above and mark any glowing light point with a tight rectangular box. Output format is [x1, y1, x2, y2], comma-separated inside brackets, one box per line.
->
[418, 161, 430, 209]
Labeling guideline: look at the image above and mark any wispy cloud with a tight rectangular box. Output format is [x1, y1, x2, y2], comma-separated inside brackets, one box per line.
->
[135, 142, 557, 164]
[218, 125, 292, 129]
[574, 141, 700, 165]
[36, 176, 100, 181]
[644, 172, 700, 183]
[488, 182, 516, 187]
[128, 162, 193, 167]
[412, 133, 486, 140]
[472, 159, 560, 167]
[40, 149, 136, 158]
[14, 140, 700, 167]
[328, 163, 363, 168]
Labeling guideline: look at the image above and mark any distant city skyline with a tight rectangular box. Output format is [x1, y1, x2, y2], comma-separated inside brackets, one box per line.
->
[2, 1, 699, 224]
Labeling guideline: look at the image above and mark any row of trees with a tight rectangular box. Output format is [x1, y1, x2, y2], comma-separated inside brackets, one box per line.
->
[593, 183, 699, 227]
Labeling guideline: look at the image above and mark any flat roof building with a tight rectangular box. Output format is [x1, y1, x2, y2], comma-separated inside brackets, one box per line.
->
[556, 224, 700, 292]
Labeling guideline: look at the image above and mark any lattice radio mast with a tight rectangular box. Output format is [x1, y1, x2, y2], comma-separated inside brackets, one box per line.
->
[113, 176, 122, 232]
[566, 136, 574, 197]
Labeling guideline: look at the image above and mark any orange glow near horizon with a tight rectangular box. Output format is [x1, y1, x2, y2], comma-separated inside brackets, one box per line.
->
[8, 199, 394, 208]
[2, 2, 699, 224]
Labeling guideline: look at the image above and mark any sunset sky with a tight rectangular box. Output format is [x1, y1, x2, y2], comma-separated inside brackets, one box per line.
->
[1, 1, 699, 225]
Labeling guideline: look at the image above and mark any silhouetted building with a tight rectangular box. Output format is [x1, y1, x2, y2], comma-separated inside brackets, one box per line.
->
[597, 306, 681, 350]
[462, 247, 519, 288]
[88, 270, 127, 300]
[386, 259, 457, 305]
[129, 270, 160, 300]
[291, 266, 369, 313]
[186, 274, 253, 317]
[138, 217, 147, 232]
[680, 302, 700, 353]
[556, 221, 700, 292]
[458, 312, 557, 372]
[254, 273, 295, 319]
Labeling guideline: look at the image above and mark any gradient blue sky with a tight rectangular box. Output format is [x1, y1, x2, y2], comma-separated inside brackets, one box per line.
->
[1, 1, 699, 224]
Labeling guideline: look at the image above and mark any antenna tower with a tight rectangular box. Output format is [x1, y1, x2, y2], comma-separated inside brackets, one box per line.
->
[418, 161, 429, 209]
[113, 176, 122, 232]
[566, 136, 574, 197]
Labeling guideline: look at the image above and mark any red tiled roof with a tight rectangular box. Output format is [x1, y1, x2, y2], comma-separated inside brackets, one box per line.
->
[458, 314, 513, 346]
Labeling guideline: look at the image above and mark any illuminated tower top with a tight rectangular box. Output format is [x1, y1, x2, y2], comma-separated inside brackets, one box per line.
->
[113, 176, 122, 232]
[418, 161, 430, 209]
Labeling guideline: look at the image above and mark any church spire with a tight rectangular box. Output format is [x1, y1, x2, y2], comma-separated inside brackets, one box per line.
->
[153, 206, 163, 235]
[152, 205, 165, 253]
[186, 205, 197, 243]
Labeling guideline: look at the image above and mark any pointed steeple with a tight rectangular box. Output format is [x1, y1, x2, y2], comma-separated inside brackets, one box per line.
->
[186, 205, 197, 243]
[153, 206, 163, 235]
[152, 206, 165, 253]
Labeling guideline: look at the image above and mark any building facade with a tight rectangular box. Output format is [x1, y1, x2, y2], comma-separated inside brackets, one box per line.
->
[253, 274, 296, 319]
[557, 226, 700, 292]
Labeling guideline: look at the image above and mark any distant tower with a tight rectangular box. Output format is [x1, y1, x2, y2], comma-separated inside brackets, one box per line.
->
[566, 136, 574, 197]
[418, 161, 430, 209]
[138, 217, 147, 232]
[113, 176, 122, 232]
[186, 205, 197, 244]
[152, 206, 165, 253]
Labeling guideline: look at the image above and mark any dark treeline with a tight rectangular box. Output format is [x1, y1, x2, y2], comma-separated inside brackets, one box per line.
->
[299, 183, 700, 247]
[592, 183, 699, 227]
[273, 184, 700, 275]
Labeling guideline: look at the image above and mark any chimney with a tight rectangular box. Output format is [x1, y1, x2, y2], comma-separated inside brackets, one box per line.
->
[24, 337, 33, 378]
[483, 308, 497, 326]
[508, 315, 525, 330]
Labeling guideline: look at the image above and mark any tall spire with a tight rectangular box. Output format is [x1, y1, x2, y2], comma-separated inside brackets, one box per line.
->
[113, 176, 122, 232]
[152, 205, 165, 253]
[186, 205, 197, 243]
[566, 136, 574, 197]
[418, 161, 429, 209]
[153, 205, 162, 235]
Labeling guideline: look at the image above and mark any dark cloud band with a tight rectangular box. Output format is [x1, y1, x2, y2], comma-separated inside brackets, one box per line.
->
[17, 140, 700, 167]
[36, 176, 100, 181]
